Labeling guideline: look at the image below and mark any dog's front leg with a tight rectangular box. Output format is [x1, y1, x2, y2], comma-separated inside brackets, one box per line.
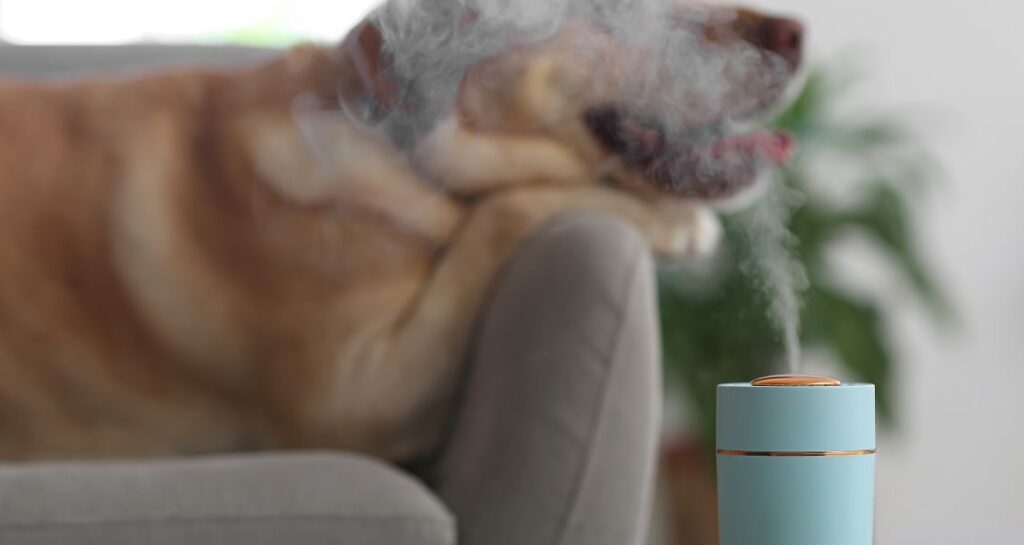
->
[358, 186, 713, 459]
[413, 116, 591, 195]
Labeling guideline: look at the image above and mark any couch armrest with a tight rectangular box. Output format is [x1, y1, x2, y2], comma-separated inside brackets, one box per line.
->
[432, 212, 662, 545]
[0, 452, 454, 545]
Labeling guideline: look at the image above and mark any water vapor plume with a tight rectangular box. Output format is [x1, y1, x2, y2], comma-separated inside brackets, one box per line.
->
[343, 0, 809, 369]
[737, 175, 808, 372]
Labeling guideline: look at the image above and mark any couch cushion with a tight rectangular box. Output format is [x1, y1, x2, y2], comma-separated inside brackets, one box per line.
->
[0, 452, 454, 545]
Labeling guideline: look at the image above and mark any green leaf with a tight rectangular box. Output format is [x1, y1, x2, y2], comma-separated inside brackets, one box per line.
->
[802, 285, 895, 424]
[659, 260, 786, 450]
[771, 70, 829, 135]
[841, 182, 955, 322]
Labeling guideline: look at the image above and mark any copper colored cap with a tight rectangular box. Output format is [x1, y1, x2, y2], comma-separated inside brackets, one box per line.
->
[751, 374, 841, 386]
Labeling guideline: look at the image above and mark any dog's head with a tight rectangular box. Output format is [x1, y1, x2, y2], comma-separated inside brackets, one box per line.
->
[343, 1, 803, 202]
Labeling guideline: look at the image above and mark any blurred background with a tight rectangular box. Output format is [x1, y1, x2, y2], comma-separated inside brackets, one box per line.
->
[1, 0, 1021, 543]
[756, 2, 1024, 544]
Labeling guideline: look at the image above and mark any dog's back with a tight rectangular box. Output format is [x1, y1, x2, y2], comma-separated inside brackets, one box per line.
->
[0, 47, 459, 459]
[0, 71, 223, 457]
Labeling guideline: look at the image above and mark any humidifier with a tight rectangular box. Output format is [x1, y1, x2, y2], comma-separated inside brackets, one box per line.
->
[716, 375, 875, 545]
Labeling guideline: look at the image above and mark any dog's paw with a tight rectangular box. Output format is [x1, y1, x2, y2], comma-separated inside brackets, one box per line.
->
[657, 204, 722, 258]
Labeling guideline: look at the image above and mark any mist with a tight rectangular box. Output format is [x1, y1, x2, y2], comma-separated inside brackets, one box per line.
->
[350, 0, 808, 367]
[354, 0, 787, 141]
[737, 175, 807, 372]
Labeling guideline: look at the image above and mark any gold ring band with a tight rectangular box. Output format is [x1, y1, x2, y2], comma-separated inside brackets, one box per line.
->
[716, 449, 876, 457]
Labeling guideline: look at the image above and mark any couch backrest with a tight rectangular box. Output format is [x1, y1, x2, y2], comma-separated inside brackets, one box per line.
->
[0, 44, 280, 79]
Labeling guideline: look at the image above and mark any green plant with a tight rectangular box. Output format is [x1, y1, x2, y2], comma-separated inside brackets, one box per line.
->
[659, 66, 951, 450]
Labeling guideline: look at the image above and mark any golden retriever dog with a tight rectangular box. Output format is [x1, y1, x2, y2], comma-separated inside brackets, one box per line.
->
[0, 0, 802, 461]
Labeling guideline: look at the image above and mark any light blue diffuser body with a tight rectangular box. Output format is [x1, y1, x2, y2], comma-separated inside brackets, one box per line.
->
[716, 377, 875, 545]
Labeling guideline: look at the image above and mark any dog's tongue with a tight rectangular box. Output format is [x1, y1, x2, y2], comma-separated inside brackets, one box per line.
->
[582, 106, 796, 198]
[650, 130, 794, 198]
[706, 130, 795, 165]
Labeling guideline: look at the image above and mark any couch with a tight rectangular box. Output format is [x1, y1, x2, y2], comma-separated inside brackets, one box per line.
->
[0, 45, 663, 545]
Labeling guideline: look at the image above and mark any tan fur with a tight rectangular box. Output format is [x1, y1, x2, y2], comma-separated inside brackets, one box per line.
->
[0, 5, 795, 461]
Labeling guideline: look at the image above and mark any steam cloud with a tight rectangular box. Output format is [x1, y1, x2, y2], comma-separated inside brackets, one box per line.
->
[357, 0, 787, 143]
[341, 0, 806, 368]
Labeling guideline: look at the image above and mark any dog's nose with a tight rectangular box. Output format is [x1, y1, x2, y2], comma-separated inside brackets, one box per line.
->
[752, 16, 804, 71]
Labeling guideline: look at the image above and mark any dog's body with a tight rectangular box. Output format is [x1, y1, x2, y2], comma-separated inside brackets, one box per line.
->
[0, 2, 801, 461]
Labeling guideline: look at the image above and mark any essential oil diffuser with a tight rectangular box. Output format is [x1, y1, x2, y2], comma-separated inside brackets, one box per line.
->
[716, 375, 875, 545]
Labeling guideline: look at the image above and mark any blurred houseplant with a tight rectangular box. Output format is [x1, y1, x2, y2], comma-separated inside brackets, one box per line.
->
[658, 66, 951, 543]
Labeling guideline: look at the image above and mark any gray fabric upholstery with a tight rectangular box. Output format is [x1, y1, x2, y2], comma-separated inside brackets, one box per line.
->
[0, 45, 279, 79]
[0, 453, 454, 545]
[434, 213, 661, 545]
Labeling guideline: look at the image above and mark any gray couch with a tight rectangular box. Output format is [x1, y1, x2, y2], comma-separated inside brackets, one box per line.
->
[0, 46, 662, 545]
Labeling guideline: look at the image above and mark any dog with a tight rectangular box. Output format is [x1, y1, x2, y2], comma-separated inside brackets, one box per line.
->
[0, 1, 802, 461]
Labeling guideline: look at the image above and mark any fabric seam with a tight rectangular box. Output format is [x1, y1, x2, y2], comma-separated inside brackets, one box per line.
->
[552, 239, 645, 545]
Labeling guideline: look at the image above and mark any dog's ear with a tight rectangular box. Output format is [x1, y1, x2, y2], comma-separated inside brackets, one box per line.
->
[341, 19, 403, 113]
[342, 9, 481, 117]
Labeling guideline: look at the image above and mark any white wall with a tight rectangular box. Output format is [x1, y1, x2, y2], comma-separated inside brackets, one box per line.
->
[0, 0, 371, 44]
[757, 0, 1024, 542]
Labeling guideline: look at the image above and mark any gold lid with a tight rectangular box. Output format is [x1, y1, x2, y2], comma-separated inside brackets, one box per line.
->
[751, 374, 841, 386]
